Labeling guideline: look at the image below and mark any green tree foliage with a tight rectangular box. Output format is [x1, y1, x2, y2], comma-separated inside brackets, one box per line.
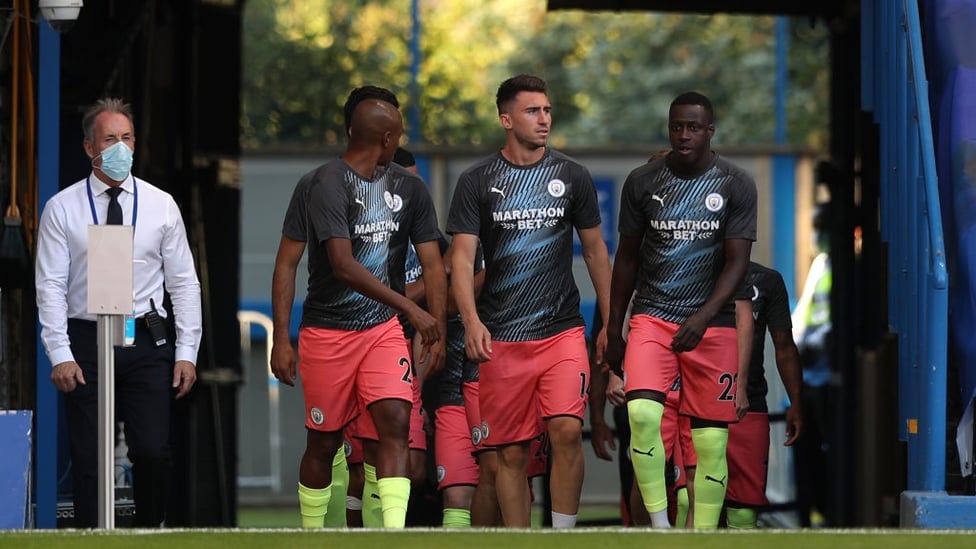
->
[241, 0, 415, 149]
[785, 17, 831, 149]
[240, 1, 829, 150]
[410, 0, 547, 146]
[509, 12, 829, 148]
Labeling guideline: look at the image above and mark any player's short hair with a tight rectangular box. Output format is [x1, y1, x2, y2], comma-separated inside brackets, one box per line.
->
[670, 91, 715, 124]
[344, 86, 399, 132]
[496, 74, 547, 115]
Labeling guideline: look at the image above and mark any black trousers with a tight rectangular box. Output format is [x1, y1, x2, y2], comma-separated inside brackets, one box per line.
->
[64, 318, 175, 528]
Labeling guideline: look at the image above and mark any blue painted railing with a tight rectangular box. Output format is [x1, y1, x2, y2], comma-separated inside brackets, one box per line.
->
[862, 0, 949, 492]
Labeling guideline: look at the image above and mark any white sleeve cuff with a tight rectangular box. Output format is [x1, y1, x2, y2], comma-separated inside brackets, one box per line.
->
[48, 346, 76, 367]
[175, 346, 198, 365]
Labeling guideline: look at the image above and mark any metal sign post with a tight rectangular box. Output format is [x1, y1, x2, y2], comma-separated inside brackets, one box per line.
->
[87, 225, 133, 529]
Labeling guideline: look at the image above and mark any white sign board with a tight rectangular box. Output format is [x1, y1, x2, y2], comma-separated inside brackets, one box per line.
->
[87, 225, 133, 316]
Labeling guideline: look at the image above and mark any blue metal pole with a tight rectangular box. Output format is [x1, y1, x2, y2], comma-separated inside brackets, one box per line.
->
[895, 1, 922, 487]
[905, 0, 948, 493]
[924, 261, 949, 492]
[895, 0, 910, 354]
[36, 21, 61, 529]
[771, 17, 796, 296]
[772, 155, 796, 297]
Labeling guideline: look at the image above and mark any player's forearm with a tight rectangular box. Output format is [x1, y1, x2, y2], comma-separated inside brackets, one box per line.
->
[736, 335, 752, 392]
[271, 264, 297, 343]
[405, 280, 426, 306]
[454, 278, 480, 326]
[735, 302, 753, 385]
[775, 346, 804, 405]
[699, 242, 751, 321]
[608, 258, 637, 338]
[699, 278, 741, 322]
[583, 244, 612, 328]
[449, 270, 483, 317]
[588, 366, 609, 424]
[449, 241, 481, 326]
[421, 264, 448, 326]
[334, 258, 421, 316]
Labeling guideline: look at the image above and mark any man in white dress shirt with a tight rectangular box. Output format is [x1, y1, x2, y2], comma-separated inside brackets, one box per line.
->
[35, 97, 202, 528]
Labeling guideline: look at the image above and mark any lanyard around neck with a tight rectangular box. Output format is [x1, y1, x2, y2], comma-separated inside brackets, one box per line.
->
[86, 175, 138, 230]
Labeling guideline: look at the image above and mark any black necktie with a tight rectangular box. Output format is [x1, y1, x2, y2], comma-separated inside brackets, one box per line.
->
[105, 187, 123, 225]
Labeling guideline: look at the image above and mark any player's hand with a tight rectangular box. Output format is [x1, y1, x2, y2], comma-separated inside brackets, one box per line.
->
[422, 337, 447, 379]
[607, 372, 626, 407]
[172, 360, 197, 399]
[671, 312, 707, 352]
[51, 361, 85, 393]
[462, 317, 492, 363]
[783, 402, 803, 446]
[734, 384, 749, 420]
[590, 419, 616, 461]
[406, 305, 441, 347]
[605, 333, 625, 377]
[270, 341, 297, 386]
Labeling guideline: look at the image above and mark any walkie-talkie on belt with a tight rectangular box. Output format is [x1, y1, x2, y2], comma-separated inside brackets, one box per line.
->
[144, 298, 168, 347]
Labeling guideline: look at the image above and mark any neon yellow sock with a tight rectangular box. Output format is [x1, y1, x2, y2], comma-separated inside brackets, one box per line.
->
[675, 486, 689, 528]
[726, 506, 757, 529]
[627, 399, 668, 516]
[690, 427, 729, 529]
[298, 482, 330, 528]
[442, 507, 471, 528]
[377, 476, 411, 528]
[323, 448, 348, 527]
[362, 463, 383, 527]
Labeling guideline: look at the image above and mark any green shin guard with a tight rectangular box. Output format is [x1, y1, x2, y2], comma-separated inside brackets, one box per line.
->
[690, 426, 729, 529]
[675, 486, 689, 528]
[627, 399, 668, 514]
[442, 508, 472, 528]
[726, 506, 758, 529]
[377, 477, 411, 528]
[298, 482, 331, 528]
[362, 463, 384, 527]
[323, 448, 349, 527]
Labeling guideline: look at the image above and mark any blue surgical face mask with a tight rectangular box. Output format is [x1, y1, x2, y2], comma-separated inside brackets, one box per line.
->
[95, 141, 134, 181]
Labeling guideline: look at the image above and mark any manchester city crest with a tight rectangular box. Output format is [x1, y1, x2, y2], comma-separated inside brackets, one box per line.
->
[705, 192, 725, 212]
[309, 407, 325, 426]
[384, 191, 404, 212]
[547, 179, 566, 198]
